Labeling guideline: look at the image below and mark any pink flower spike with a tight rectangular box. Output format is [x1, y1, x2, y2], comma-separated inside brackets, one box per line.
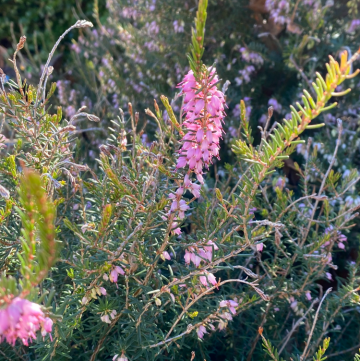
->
[256, 243, 264, 252]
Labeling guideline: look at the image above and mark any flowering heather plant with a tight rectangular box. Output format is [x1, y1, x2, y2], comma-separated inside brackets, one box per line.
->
[2, 1, 360, 361]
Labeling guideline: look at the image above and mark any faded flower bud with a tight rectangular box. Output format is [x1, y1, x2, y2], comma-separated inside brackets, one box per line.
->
[17, 36, 26, 50]
[74, 20, 94, 28]
[145, 108, 156, 119]
[99, 145, 111, 156]
[128, 102, 133, 115]
[87, 114, 100, 122]
[155, 298, 162, 306]
[77, 105, 87, 113]
[71, 163, 89, 172]
[154, 99, 160, 113]
[59, 125, 76, 133]
[107, 144, 120, 152]
[47, 66, 54, 76]
[268, 106, 274, 118]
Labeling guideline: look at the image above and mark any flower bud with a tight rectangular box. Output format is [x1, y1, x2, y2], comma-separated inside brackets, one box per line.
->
[16, 36, 26, 50]
[75, 20, 94, 28]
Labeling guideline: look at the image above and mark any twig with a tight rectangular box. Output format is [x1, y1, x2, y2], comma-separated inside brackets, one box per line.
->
[279, 298, 318, 355]
[301, 288, 332, 360]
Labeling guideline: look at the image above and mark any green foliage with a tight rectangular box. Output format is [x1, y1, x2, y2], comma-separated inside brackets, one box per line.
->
[1, 0, 360, 360]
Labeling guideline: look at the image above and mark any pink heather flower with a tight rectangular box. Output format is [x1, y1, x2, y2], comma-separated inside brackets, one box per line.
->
[289, 296, 297, 311]
[162, 251, 171, 261]
[305, 291, 312, 301]
[239, 47, 264, 65]
[326, 272, 332, 280]
[103, 273, 109, 281]
[178, 200, 189, 219]
[109, 266, 125, 283]
[256, 243, 264, 252]
[110, 310, 117, 319]
[0, 298, 52, 346]
[110, 269, 119, 283]
[101, 314, 111, 324]
[222, 312, 233, 321]
[199, 272, 217, 288]
[219, 300, 239, 314]
[172, 227, 182, 235]
[176, 68, 226, 183]
[168, 191, 189, 220]
[184, 174, 201, 198]
[41, 317, 53, 340]
[99, 287, 107, 296]
[197, 325, 207, 339]
[81, 296, 88, 305]
[115, 266, 125, 275]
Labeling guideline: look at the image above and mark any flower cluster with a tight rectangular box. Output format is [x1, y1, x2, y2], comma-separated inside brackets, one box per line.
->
[0, 298, 53, 346]
[197, 299, 239, 338]
[265, 0, 291, 25]
[324, 225, 347, 249]
[176, 68, 226, 183]
[166, 68, 226, 230]
[239, 47, 264, 65]
[103, 265, 125, 283]
[184, 240, 218, 267]
[235, 65, 256, 85]
[101, 309, 117, 323]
